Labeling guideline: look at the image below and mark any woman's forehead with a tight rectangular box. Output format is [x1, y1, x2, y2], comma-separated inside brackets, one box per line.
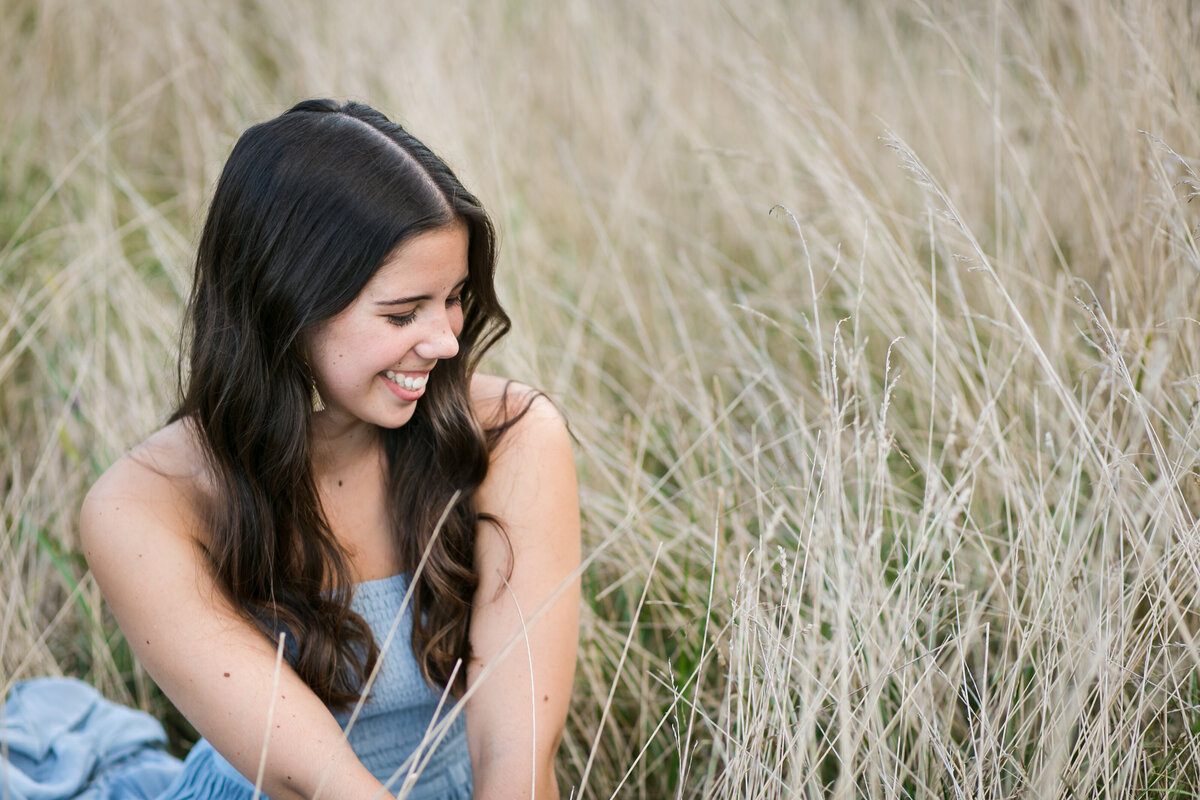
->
[362, 223, 470, 300]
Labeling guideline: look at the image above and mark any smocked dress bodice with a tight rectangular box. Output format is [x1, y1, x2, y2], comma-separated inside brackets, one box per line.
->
[159, 573, 472, 799]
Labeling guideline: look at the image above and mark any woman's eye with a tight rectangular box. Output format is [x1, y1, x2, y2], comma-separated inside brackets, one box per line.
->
[448, 294, 464, 307]
[386, 312, 417, 327]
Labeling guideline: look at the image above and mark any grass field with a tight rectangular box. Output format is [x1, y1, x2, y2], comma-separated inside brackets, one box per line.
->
[3, 0, 1200, 797]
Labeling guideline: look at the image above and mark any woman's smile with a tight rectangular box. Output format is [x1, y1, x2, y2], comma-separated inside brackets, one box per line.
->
[383, 370, 430, 399]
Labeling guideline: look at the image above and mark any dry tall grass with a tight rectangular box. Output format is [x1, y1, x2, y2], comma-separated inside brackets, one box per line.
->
[3, 0, 1200, 797]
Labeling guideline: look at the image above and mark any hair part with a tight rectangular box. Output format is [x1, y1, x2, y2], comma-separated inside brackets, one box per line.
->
[174, 98, 510, 706]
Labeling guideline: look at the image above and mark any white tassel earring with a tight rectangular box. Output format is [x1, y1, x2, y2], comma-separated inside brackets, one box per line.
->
[304, 362, 326, 413]
[310, 379, 326, 413]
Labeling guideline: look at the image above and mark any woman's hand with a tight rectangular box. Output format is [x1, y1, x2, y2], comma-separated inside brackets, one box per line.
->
[467, 382, 582, 799]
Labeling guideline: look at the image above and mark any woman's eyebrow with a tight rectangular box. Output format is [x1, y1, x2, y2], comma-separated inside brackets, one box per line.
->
[374, 275, 468, 306]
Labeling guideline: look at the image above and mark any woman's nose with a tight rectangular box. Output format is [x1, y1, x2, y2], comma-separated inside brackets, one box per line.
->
[414, 316, 459, 361]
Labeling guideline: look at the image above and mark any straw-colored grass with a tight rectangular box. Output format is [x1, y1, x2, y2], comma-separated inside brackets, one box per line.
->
[3, 0, 1200, 796]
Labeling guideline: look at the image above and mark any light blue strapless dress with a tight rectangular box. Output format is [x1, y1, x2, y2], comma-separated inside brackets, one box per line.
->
[158, 573, 472, 799]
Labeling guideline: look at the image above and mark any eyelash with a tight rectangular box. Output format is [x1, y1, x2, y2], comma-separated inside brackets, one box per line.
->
[386, 294, 464, 327]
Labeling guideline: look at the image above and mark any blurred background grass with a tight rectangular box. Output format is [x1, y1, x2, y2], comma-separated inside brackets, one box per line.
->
[3, 0, 1200, 797]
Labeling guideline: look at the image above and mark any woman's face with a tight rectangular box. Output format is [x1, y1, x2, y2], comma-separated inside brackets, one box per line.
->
[306, 222, 469, 431]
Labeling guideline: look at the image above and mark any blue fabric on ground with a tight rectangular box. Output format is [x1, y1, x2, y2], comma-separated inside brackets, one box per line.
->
[0, 677, 181, 800]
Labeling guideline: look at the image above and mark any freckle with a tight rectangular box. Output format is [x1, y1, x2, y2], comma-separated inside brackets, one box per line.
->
[338, 480, 343, 487]
[544, 695, 549, 702]
[224, 672, 230, 678]
[137, 554, 143, 558]
[145, 640, 150, 644]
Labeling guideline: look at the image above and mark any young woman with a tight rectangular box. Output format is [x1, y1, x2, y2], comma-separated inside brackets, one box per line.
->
[79, 99, 580, 799]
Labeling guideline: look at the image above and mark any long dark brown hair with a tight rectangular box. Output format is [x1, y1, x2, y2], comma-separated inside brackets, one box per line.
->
[172, 99, 509, 707]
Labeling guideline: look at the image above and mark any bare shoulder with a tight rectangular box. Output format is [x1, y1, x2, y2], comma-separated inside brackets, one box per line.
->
[80, 419, 213, 556]
[468, 374, 577, 550]
[469, 373, 570, 459]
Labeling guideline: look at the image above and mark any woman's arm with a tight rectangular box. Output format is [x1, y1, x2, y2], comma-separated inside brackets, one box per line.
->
[467, 384, 582, 799]
[80, 429, 389, 800]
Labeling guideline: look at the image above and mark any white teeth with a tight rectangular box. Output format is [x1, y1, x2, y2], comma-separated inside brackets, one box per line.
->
[385, 371, 427, 391]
